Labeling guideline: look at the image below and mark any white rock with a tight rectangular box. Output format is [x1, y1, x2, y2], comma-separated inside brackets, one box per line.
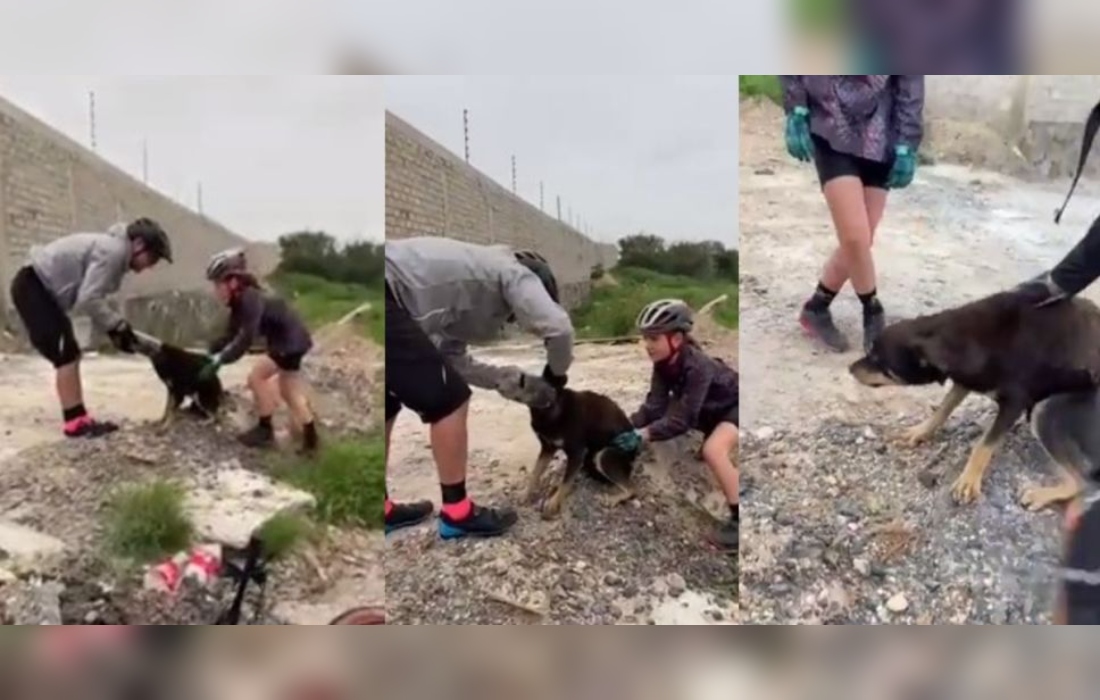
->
[0, 520, 67, 574]
[886, 593, 910, 614]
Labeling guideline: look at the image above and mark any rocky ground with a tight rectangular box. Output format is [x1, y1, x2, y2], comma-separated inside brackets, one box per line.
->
[738, 98, 1100, 624]
[386, 316, 739, 625]
[0, 319, 383, 625]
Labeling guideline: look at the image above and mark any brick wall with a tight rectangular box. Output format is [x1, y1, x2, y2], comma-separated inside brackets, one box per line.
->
[0, 95, 278, 323]
[385, 112, 618, 307]
[925, 75, 1100, 178]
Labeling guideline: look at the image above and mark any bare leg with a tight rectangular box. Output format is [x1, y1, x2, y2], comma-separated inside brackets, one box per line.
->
[431, 400, 469, 487]
[247, 357, 280, 420]
[820, 186, 889, 292]
[901, 383, 971, 447]
[278, 371, 316, 429]
[821, 177, 878, 295]
[56, 361, 83, 412]
[702, 423, 740, 507]
[951, 402, 1025, 504]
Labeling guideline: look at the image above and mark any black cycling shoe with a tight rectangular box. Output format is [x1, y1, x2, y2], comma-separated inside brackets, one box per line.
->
[64, 417, 120, 438]
[238, 423, 275, 449]
[709, 519, 739, 553]
[438, 504, 518, 540]
[862, 307, 886, 354]
[385, 500, 435, 534]
[799, 304, 851, 352]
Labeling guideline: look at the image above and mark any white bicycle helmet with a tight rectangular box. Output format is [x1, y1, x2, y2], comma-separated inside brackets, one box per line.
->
[637, 298, 694, 334]
[206, 247, 247, 281]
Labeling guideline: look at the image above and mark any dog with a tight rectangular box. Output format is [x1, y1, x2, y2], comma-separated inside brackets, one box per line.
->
[849, 291, 1100, 506]
[145, 342, 225, 427]
[524, 387, 639, 520]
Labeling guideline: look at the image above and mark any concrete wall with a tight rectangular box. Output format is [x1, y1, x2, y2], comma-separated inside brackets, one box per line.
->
[385, 112, 618, 308]
[0, 95, 277, 338]
[925, 75, 1100, 178]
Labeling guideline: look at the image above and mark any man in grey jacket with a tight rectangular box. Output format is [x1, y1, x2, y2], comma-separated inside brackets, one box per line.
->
[8, 218, 173, 438]
[384, 236, 574, 540]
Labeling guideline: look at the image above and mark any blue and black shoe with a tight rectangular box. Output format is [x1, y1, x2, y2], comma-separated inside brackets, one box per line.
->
[385, 500, 434, 535]
[438, 504, 518, 540]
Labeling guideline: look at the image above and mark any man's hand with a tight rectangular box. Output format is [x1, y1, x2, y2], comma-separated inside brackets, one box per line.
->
[542, 364, 567, 390]
[198, 354, 222, 381]
[1013, 271, 1070, 308]
[107, 320, 137, 353]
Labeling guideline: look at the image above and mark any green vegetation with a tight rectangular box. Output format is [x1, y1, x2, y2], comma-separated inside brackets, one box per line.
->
[256, 512, 317, 562]
[790, 0, 844, 32]
[272, 436, 385, 530]
[104, 481, 194, 563]
[573, 267, 738, 338]
[270, 231, 384, 345]
[739, 76, 782, 104]
[269, 271, 383, 345]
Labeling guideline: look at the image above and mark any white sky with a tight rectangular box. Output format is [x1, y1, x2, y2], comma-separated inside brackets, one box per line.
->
[386, 76, 739, 247]
[0, 76, 384, 243]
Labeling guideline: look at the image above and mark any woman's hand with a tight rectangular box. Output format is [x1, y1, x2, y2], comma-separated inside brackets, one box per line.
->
[784, 106, 813, 163]
[886, 144, 917, 189]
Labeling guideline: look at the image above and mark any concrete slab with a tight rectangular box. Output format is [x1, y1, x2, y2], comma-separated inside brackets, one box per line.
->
[186, 468, 315, 549]
[0, 519, 67, 574]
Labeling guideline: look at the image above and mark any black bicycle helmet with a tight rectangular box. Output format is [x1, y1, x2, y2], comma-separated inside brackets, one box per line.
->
[515, 249, 560, 304]
[127, 217, 173, 264]
[205, 247, 248, 281]
[637, 298, 694, 334]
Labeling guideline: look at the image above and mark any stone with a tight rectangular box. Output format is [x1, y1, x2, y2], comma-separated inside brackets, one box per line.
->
[185, 467, 315, 548]
[7, 581, 64, 625]
[0, 520, 67, 574]
[886, 593, 910, 614]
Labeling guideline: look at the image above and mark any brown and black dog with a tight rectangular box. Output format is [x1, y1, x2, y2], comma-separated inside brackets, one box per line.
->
[525, 388, 639, 520]
[132, 332, 224, 427]
[849, 291, 1100, 507]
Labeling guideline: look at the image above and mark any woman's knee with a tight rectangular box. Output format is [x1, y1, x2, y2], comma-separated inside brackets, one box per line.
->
[702, 427, 737, 464]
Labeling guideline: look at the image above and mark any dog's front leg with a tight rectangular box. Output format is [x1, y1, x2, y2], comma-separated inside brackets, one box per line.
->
[157, 392, 178, 430]
[525, 441, 557, 505]
[951, 399, 1025, 504]
[542, 449, 585, 520]
[901, 383, 970, 447]
[1019, 462, 1083, 512]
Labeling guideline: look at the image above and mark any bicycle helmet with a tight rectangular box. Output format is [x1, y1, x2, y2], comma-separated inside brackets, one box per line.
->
[127, 218, 173, 263]
[514, 249, 560, 304]
[206, 247, 248, 281]
[637, 298, 694, 335]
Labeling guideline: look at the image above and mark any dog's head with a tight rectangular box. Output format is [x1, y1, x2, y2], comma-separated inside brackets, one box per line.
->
[849, 321, 948, 388]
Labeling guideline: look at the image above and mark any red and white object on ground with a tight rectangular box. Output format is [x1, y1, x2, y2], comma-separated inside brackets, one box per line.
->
[144, 544, 224, 594]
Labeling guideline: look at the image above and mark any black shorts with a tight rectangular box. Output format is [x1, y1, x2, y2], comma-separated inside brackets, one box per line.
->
[702, 403, 740, 437]
[811, 134, 893, 190]
[1063, 494, 1100, 624]
[384, 283, 472, 425]
[269, 352, 305, 372]
[9, 266, 81, 368]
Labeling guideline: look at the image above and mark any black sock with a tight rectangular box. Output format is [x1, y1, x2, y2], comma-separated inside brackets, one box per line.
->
[858, 290, 883, 315]
[441, 481, 467, 505]
[258, 415, 273, 431]
[303, 421, 318, 447]
[730, 504, 739, 521]
[63, 404, 87, 423]
[805, 282, 838, 312]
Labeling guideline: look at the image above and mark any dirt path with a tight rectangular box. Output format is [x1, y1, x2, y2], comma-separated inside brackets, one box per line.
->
[739, 99, 1100, 624]
[0, 343, 384, 625]
[386, 335, 739, 625]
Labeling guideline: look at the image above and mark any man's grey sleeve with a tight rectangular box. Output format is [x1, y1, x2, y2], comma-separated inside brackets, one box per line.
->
[72, 243, 125, 332]
[440, 337, 554, 407]
[501, 269, 574, 376]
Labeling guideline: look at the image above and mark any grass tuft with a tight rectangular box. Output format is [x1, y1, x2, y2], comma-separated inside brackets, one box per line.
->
[272, 436, 385, 530]
[104, 481, 194, 564]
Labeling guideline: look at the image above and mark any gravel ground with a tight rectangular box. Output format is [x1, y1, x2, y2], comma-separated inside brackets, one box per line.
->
[738, 98, 1100, 625]
[386, 336, 739, 625]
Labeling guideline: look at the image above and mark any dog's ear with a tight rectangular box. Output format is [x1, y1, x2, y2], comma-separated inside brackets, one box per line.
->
[908, 330, 978, 382]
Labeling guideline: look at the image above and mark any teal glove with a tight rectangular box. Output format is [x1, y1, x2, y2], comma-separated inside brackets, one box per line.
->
[784, 106, 813, 163]
[887, 144, 917, 189]
[198, 355, 222, 381]
[612, 429, 643, 454]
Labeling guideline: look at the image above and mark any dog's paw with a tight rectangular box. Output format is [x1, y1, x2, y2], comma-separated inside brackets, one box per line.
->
[540, 493, 564, 520]
[897, 424, 931, 448]
[950, 474, 982, 505]
[1018, 482, 1078, 512]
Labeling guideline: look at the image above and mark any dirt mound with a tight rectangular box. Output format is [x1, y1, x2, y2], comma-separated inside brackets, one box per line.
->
[303, 319, 382, 435]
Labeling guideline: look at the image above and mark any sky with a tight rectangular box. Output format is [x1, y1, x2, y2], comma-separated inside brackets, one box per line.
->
[386, 76, 739, 247]
[0, 76, 384, 242]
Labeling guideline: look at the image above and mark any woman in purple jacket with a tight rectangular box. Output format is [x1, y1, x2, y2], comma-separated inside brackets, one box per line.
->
[780, 75, 925, 354]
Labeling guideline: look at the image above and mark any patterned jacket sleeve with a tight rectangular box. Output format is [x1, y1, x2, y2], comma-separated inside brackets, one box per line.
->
[892, 75, 925, 150]
[780, 76, 809, 114]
